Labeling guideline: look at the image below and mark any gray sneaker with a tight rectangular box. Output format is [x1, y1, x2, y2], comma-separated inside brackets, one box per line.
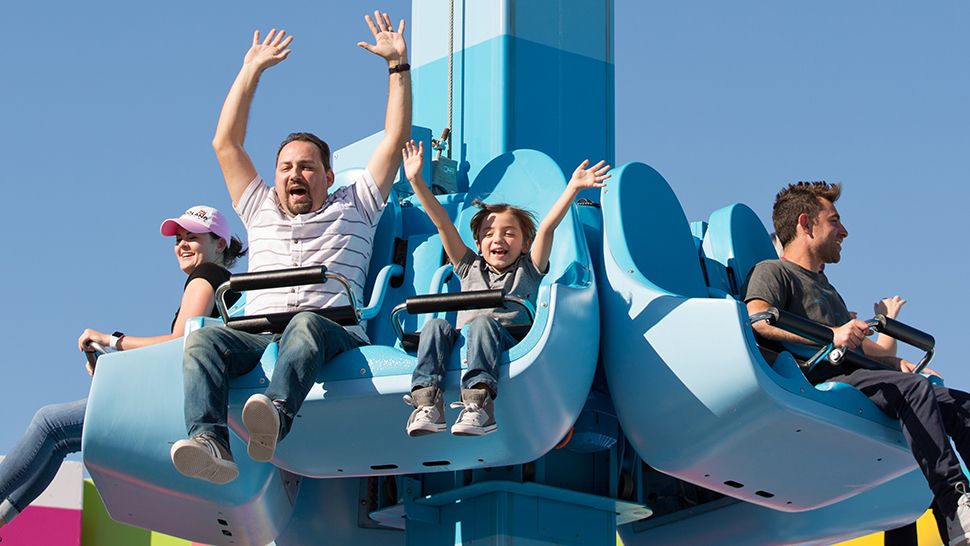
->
[403, 386, 446, 437]
[450, 388, 497, 436]
[946, 483, 970, 546]
[242, 394, 283, 462]
[170, 434, 239, 484]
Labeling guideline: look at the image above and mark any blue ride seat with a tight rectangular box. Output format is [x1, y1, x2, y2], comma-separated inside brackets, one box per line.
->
[80, 167, 404, 546]
[222, 149, 599, 478]
[701, 203, 914, 427]
[82, 339, 296, 546]
[599, 162, 929, 513]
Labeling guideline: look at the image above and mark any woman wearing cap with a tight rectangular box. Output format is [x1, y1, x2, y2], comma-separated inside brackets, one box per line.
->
[0, 206, 244, 531]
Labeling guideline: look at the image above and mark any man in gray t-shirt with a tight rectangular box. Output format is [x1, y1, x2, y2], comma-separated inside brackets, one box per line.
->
[744, 181, 970, 544]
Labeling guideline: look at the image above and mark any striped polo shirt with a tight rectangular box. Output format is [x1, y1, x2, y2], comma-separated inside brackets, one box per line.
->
[234, 169, 385, 341]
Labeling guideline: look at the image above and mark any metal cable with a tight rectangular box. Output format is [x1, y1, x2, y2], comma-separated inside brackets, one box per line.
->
[447, 0, 454, 158]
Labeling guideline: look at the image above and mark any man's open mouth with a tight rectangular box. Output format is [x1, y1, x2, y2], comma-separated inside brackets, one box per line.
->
[288, 185, 309, 200]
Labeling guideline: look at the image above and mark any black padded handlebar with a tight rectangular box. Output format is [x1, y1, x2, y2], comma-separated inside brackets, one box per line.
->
[229, 266, 328, 292]
[768, 309, 835, 345]
[873, 314, 935, 352]
[405, 289, 505, 315]
[226, 306, 358, 334]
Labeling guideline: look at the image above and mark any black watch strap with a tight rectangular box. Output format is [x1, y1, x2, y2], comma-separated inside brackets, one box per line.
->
[389, 63, 410, 74]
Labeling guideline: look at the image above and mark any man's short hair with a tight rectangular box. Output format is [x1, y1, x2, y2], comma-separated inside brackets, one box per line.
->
[277, 132, 332, 171]
[469, 200, 538, 245]
[772, 181, 842, 246]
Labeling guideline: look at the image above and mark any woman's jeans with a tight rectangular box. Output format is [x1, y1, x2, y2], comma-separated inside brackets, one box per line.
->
[411, 316, 518, 396]
[0, 399, 86, 522]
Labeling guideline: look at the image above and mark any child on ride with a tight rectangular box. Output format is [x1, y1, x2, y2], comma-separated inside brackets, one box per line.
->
[400, 140, 610, 437]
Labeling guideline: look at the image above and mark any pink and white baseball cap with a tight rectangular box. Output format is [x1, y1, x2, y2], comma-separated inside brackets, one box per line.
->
[159, 205, 231, 243]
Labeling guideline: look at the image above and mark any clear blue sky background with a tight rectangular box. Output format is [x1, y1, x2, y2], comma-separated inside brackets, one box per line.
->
[1, 1, 967, 459]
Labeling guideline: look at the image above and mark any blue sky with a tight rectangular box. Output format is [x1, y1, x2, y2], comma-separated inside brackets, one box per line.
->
[1, 1, 967, 457]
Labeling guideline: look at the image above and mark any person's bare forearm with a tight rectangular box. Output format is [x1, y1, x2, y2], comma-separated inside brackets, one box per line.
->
[751, 321, 817, 345]
[213, 29, 292, 203]
[213, 64, 260, 154]
[409, 173, 450, 229]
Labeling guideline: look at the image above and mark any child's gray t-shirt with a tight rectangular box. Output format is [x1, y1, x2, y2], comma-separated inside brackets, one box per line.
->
[454, 249, 546, 328]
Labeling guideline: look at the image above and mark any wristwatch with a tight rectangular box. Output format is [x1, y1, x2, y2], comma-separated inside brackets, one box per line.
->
[110, 331, 126, 351]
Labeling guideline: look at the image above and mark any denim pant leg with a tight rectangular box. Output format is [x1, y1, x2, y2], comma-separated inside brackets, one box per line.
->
[263, 312, 364, 440]
[183, 326, 271, 446]
[832, 369, 966, 506]
[0, 399, 86, 520]
[412, 318, 459, 391]
[461, 316, 518, 396]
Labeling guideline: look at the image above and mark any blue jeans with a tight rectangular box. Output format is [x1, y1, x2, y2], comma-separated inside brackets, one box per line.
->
[182, 312, 364, 447]
[0, 399, 86, 521]
[411, 316, 518, 396]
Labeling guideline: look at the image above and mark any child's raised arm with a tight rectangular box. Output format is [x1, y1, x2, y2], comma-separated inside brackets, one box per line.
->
[402, 140, 473, 266]
[531, 159, 611, 272]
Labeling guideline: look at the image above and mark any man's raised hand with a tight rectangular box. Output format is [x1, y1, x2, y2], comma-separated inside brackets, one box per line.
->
[358, 11, 408, 65]
[875, 296, 907, 320]
[568, 160, 611, 192]
[244, 29, 294, 71]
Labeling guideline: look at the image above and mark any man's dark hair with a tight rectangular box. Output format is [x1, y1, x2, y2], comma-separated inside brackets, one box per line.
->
[276, 132, 332, 171]
[469, 200, 538, 246]
[772, 181, 842, 247]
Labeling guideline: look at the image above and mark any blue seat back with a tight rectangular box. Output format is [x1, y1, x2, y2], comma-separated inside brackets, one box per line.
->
[455, 150, 589, 294]
[702, 203, 778, 296]
[603, 162, 707, 298]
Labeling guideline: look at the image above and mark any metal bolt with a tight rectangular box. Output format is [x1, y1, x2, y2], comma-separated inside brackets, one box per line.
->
[359, 368, 367, 375]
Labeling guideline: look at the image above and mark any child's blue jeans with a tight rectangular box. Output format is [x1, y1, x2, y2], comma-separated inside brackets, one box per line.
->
[411, 316, 518, 396]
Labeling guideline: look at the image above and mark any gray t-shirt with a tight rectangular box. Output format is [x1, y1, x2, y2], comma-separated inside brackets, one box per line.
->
[743, 259, 853, 382]
[743, 259, 851, 327]
[454, 249, 545, 328]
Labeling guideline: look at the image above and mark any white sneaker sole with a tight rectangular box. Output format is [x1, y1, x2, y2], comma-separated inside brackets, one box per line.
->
[243, 394, 280, 462]
[407, 421, 447, 437]
[451, 423, 498, 437]
[170, 439, 238, 484]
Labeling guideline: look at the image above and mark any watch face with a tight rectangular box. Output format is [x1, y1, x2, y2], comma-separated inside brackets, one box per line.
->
[112, 331, 125, 338]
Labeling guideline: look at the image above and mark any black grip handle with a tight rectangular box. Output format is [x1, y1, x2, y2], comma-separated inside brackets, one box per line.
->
[405, 289, 505, 315]
[226, 307, 358, 333]
[841, 348, 899, 372]
[873, 314, 935, 352]
[770, 309, 835, 345]
[230, 266, 328, 292]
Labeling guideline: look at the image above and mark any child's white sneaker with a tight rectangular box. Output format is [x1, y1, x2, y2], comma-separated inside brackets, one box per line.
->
[404, 386, 446, 437]
[450, 388, 497, 436]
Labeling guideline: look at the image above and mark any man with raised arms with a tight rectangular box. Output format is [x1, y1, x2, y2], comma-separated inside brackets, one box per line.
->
[170, 11, 411, 485]
[744, 181, 970, 546]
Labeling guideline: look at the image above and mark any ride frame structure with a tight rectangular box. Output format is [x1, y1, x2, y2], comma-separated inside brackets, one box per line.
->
[79, 1, 939, 545]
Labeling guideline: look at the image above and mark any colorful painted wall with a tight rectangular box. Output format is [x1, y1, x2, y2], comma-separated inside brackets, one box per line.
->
[0, 460, 208, 546]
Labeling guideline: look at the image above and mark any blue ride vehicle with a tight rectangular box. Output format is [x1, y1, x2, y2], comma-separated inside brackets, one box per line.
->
[82, 149, 599, 545]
